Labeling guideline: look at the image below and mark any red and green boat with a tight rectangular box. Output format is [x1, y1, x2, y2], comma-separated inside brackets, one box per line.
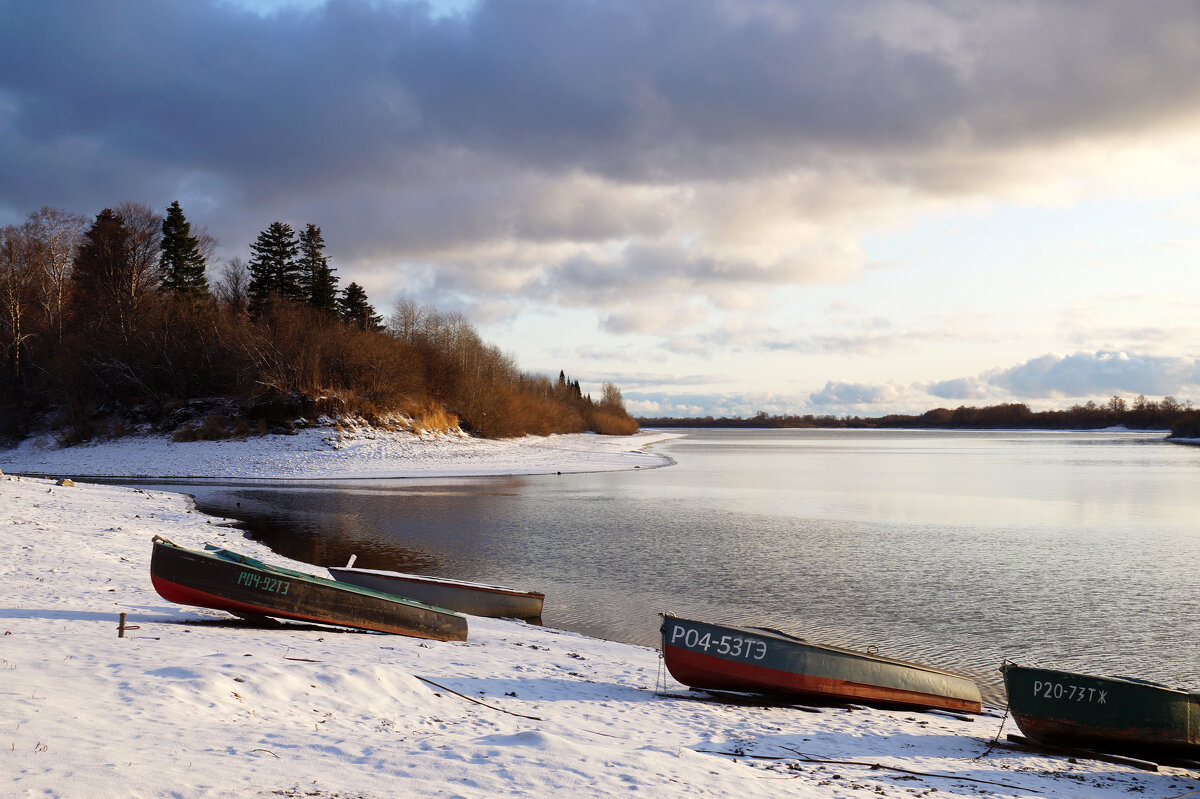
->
[150, 536, 468, 641]
[660, 614, 982, 713]
[1001, 662, 1200, 757]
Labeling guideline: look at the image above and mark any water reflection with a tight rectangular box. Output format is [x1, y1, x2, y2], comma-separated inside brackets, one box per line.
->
[118, 429, 1200, 706]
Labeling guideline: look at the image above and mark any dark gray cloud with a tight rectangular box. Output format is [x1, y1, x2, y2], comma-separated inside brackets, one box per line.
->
[3, 0, 1200, 313]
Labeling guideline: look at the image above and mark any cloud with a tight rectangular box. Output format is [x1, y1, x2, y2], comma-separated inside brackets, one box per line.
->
[927, 376, 992, 401]
[809, 380, 904, 406]
[4, 0, 1200, 328]
[987, 351, 1200, 398]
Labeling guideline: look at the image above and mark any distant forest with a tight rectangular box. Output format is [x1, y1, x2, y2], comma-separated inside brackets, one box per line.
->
[0, 203, 637, 443]
[641, 396, 1200, 439]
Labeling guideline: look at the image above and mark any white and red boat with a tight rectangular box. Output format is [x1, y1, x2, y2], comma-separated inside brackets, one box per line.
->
[660, 614, 981, 713]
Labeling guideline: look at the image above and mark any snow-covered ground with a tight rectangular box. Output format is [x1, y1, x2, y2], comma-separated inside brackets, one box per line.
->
[2, 433, 1197, 797]
[0, 428, 676, 479]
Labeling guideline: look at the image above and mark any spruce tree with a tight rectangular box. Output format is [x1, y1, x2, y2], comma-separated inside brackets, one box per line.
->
[247, 221, 301, 315]
[297, 223, 339, 316]
[159, 201, 208, 296]
[72, 209, 132, 334]
[338, 281, 383, 331]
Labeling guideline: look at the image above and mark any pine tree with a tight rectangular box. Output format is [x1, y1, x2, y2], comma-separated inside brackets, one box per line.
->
[297, 223, 338, 316]
[159, 201, 208, 296]
[247, 221, 301, 315]
[338, 281, 382, 331]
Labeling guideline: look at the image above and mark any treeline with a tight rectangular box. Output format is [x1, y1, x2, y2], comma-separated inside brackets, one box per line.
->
[641, 396, 1200, 437]
[0, 202, 637, 443]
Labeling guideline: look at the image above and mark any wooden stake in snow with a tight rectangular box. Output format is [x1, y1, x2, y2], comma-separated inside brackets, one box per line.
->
[117, 613, 139, 638]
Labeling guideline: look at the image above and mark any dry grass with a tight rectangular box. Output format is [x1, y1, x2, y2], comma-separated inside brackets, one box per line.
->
[411, 402, 459, 434]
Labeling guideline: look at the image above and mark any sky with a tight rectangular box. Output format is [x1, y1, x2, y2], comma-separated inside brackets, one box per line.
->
[4, 0, 1200, 417]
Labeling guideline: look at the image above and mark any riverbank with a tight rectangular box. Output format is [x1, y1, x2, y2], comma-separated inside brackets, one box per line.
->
[3, 474, 1195, 797]
[0, 428, 676, 479]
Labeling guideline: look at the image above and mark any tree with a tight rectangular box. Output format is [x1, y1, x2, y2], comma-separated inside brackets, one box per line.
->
[114, 200, 164, 300]
[71, 208, 147, 342]
[247, 221, 301, 314]
[214, 258, 251, 317]
[338, 281, 382, 330]
[600, 381, 626, 412]
[0, 225, 37, 385]
[387, 298, 429, 343]
[297, 223, 338, 316]
[159, 200, 209, 296]
[26, 206, 86, 344]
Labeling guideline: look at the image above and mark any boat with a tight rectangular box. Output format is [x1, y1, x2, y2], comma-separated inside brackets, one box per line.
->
[327, 561, 544, 619]
[149, 536, 468, 641]
[660, 614, 982, 713]
[1001, 661, 1200, 757]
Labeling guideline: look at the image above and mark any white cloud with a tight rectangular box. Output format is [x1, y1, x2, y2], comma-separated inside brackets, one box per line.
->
[927, 376, 992, 401]
[988, 351, 1200, 398]
[809, 380, 905, 407]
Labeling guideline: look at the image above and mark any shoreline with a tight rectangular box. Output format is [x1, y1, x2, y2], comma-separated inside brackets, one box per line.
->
[0, 429, 678, 481]
[3, 478, 1195, 795]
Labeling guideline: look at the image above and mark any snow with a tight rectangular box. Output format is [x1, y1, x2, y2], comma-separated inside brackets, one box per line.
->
[2, 432, 1196, 797]
[0, 429, 677, 479]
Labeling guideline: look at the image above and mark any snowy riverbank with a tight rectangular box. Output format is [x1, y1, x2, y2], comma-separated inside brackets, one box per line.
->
[0, 428, 676, 479]
[3, 473, 1196, 796]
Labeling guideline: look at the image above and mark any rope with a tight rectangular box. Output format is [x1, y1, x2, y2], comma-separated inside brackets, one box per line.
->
[775, 747, 1042, 794]
[973, 659, 1013, 760]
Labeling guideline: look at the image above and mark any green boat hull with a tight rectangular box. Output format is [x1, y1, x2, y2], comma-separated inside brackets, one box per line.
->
[1001, 662, 1200, 757]
[151, 537, 468, 641]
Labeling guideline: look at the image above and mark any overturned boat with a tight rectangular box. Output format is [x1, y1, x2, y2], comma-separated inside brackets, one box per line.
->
[150, 536, 468, 641]
[660, 614, 981, 713]
[1001, 661, 1200, 758]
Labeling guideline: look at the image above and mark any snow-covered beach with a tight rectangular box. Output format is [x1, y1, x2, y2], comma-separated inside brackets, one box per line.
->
[0, 428, 678, 480]
[3, 432, 1197, 797]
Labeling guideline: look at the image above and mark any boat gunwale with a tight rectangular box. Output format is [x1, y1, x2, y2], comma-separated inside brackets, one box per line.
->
[327, 566, 544, 600]
[1000, 662, 1193, 698]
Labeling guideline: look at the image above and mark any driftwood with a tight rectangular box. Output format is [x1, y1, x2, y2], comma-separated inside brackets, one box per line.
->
[416, 675, 542, 721]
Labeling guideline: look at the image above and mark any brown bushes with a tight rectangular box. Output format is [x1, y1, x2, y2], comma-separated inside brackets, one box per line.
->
[586, 408, 640, 436]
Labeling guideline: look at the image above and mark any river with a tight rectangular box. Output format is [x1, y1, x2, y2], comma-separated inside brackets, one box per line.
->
[130, 428, 1200, 703]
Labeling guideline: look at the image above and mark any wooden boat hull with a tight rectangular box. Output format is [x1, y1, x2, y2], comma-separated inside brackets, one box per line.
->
[328, 566, 544, 619]
[660, 615, 982, 713]
[150, 537, 468, 641]
[1001, 662, 1200, 757]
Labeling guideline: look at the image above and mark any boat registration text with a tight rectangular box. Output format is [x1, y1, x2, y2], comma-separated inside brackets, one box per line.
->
[1031, 679, 1107, 704]
[237, 571, 290, 595]
[668, 624, 767, 661]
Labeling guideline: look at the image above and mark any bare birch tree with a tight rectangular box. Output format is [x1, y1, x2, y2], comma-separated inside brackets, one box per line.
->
[0, 225, 37, 384]
[26, 206, 86, 344]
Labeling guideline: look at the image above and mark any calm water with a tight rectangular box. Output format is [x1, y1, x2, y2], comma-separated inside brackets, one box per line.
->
[129, 429, 1200, 703]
